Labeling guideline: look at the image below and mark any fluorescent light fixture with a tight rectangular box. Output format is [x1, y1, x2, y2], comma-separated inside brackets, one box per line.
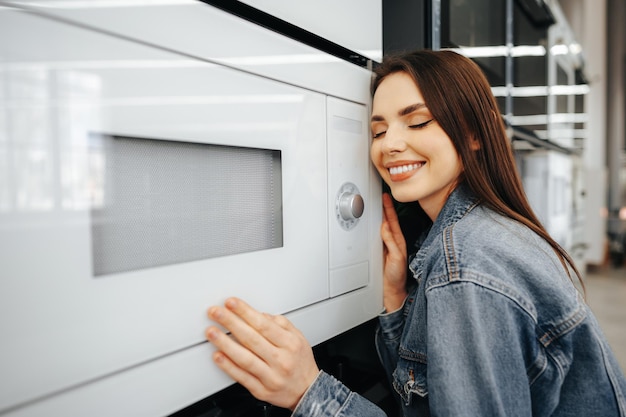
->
[511, 113, 588, 125]
[511, 45, 546, 57]
[550, 44, 570, 55]
[550, 85, 590, 95]
[491, 85, 590, 97]
[509, 86, 549, 97]
[448, 45, 546, 58]
[490, 86, 509, 97]
[448, 46, 508, 58]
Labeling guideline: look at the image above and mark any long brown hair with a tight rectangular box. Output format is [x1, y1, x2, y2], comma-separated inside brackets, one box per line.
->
[371, 49, 583, 287]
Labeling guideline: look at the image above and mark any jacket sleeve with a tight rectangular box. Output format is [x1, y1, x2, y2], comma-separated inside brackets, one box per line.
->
[375, 296, 409, 378]
[425, 281, 536, 416]
[292, 371, 387, 417]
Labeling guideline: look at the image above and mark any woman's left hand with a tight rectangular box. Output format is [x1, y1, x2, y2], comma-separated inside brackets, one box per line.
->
[206, 297, 320, 411]
[380, 193, 408, 311]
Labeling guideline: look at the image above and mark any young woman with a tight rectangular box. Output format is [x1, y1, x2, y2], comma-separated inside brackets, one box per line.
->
[206, 50, 626, 416]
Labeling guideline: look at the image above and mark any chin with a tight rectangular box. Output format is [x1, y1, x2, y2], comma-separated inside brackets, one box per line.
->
[389, 189, 420, 204]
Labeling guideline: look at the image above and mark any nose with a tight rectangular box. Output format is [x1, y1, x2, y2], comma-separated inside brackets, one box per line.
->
[380, 126, 407, 154]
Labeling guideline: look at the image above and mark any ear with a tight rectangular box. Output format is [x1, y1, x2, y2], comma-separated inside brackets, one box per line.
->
[469, 136, 481, 151]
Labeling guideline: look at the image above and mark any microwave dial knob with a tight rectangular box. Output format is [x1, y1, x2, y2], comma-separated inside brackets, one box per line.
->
[335, 182, 364, 230]
[339, 192, 364, 220]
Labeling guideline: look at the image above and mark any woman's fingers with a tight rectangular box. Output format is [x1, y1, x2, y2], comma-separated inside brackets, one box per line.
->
[206, 324, 271, 379]
[212, 350, 267, 398]
[225, 298, 293, 348]
[382, 193, 406, 253]
[265, 311, 296, 331]
[209, 299, 295, 354]
[207, 304, 278, 365]
[208, 335, 292, 408]
[206, 298, 320, 410]
[380, 194, 408, 311]
[381, 221, 407, 279]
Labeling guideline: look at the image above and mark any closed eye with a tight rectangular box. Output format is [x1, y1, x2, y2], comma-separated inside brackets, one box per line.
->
[409, 119, 435, 129]
[372, 118, 434, 139]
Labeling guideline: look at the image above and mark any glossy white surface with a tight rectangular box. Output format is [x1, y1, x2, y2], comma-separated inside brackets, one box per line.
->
[326, 97, 370, 271]
[0, 7, 327, 410]
[0, 4, 382, 416]
[239, 0, 383, 61]
[0, 0, 374, 104]
[1, 283, 384, 417]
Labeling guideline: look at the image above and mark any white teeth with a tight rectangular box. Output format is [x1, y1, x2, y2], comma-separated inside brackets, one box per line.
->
[389, 163, 422, 175]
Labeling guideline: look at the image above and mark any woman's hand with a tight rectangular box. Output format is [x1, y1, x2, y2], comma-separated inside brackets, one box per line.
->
[206, 298, 319, 411]
[381, 193, 408, 312]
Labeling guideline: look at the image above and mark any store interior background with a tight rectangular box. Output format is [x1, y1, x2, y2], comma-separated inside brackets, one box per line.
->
[525, 0, 626, 373]
[560, 0, 625, 269]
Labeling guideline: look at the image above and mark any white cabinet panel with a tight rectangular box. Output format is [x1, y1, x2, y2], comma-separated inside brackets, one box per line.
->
[0, 0, 373, 104]
[239, 0, 382, 61]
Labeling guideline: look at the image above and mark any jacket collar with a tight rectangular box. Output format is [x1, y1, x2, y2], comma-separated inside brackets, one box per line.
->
[408, 182, 479, 279]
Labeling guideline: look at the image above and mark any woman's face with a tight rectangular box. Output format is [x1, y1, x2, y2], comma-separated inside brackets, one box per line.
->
[370, 71, 464, 221]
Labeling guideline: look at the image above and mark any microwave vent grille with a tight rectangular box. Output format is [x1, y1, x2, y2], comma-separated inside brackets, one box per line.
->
[90, 134, 283, 277]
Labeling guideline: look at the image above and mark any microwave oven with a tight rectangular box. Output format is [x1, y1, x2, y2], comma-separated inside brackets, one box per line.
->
[0, 2, 382, 416]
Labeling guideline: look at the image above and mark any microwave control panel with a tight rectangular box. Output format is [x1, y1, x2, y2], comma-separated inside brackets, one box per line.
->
[327, 97, 370, 297]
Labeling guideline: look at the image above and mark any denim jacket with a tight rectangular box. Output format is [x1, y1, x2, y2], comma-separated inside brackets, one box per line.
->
[293, 184, 626, 417]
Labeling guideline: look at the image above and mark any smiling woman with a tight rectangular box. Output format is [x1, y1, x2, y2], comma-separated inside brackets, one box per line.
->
[206, 50, 626, 417]
[369, 71, 464, 221]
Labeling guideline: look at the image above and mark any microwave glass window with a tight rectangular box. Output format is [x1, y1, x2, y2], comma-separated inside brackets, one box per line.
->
[91, 134, 283, 276]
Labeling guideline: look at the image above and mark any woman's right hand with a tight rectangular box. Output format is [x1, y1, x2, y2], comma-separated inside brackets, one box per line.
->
[206, 298, 319, 411]
[380, 193, 408, 312]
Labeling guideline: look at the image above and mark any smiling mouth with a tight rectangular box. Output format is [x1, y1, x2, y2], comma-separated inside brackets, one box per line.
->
[388, 162, 424, 175]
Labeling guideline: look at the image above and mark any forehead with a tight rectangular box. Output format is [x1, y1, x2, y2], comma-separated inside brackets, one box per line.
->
[372, 72, 426, 113]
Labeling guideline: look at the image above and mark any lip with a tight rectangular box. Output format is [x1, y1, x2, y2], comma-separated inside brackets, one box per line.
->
[385, 161, 424, 182]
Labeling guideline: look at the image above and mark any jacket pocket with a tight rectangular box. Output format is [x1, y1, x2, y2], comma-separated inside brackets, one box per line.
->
[392, 354, 428, 406]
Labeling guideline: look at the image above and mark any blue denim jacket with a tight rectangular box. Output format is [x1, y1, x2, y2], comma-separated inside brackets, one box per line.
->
[293, 184, 626, 417]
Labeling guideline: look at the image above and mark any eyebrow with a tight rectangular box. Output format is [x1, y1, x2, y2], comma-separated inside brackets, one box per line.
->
[370, 102, 427, 122]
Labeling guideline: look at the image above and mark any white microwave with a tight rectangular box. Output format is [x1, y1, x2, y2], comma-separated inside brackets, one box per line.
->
[0, 2, 382, 416]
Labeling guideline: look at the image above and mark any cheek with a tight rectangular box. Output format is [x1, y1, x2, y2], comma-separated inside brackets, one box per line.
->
[369, 143, 379, 165]
[369, 143, 387, 176]
[443, 153, 465, 181]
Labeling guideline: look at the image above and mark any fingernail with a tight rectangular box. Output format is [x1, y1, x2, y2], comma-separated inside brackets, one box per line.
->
[225, 298, 237, 309]
[208, 307, 222, 320]
[213, 352, 224, 364]
[206, 328, 218, 341]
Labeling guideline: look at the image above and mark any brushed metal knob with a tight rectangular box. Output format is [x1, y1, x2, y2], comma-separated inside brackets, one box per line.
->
[339, 192, 364, 220]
